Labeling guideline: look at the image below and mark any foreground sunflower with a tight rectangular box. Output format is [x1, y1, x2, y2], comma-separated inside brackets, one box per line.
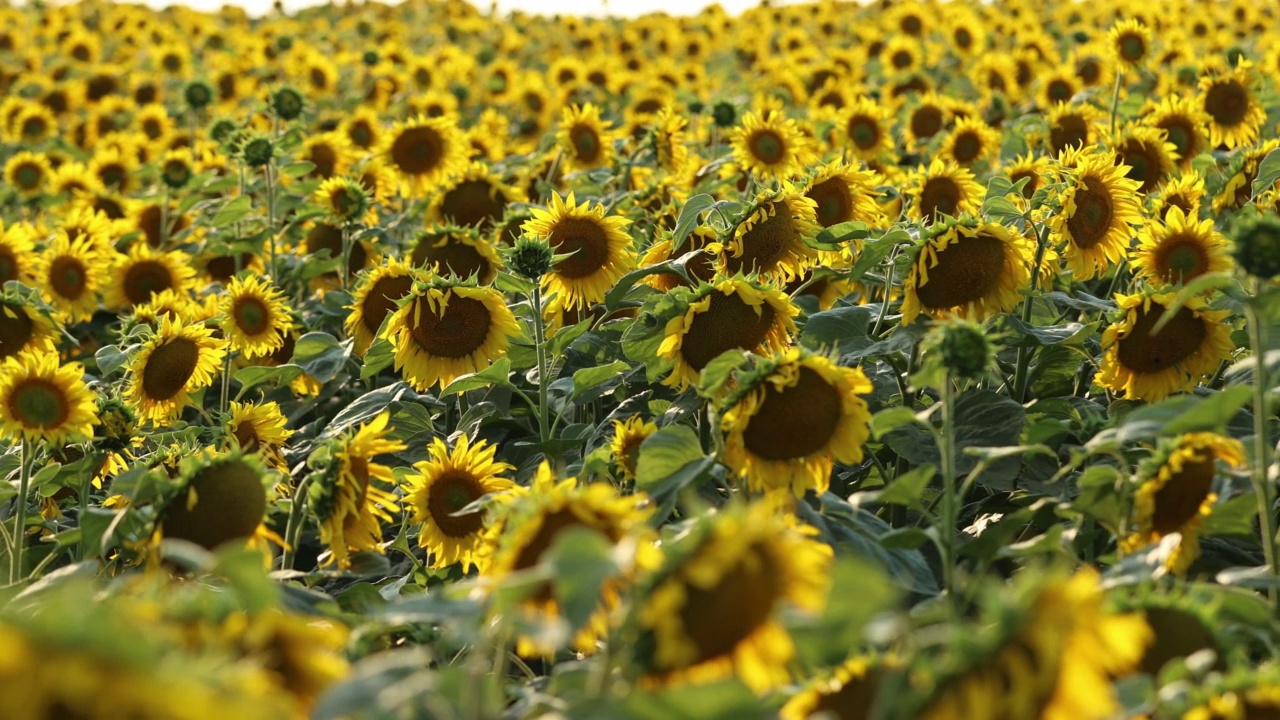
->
[309, 412, 406, 569]
[901, 220, 1034, 325]
[1132, 206, 1233, 287]
[1096, 291, 1234, 403]
[379, 114, 467, 196]
[610, 415, 658, 481]
[636, 500, 830, 692]
[0, 353, 98, 445]
[730, 109, 810, 182]
[718, 186, 819, 280]
[404, 435, 517, 572]
[522, 191, 634, 310]
[657, 276, 798, 390]
[478, 463, 659, 656]
[383, 280, 521, 391]
[220, 275, 295, 359]
[781, 657, 893, 720]
[1119, 433, 1246, 575]
[720, 349, 872, 497]
[345, 259, 422, 357]
[126, 314, 227, 425]
[904, 159, 984, 223]
[1048, 150, 1144, 280]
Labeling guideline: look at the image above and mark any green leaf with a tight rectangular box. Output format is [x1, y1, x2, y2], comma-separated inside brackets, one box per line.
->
[813, 220, 870, 246]
[93, 344, 129, 377]
[624, 680, 772, 720]
[210, 194, 253, 228]
[800, 305, 872, 352]
[549, 526, 618, 632]
[670, 193, 716, 248]
[280, 161, 317, 179]
[790, 556, 900, 668]
[871, 406, 924, 440]
[982, 195, 1025, 223]
[1069, 466, 1123, 532]
[292, 331, 348, 382]
[1202, 494, 1259, 539]
[847, 228, 910, 284]
[440, 357, 513, 395]
[999, 315, 1092, 347]
[1100, 387, 1252, 445]
[234, 364, 304, 394]
[873, 464, 936, 510]
[570, 360, 631, 403]
[696, 350, 752, 400]
[883, 390, 1026, 481]
[635, 424, 705, 489]
[359, 337, 396, 379]
[1149, 272, 1240, 334]
[1252, 147, 1280, 201]
[1216, 565, 1280, 590]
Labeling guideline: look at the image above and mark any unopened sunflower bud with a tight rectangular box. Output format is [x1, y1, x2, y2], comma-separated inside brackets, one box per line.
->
[712, 101, 736, 128]
[183, 80, 214, 111]
[1233, 214, 1280, 280]
[240, 135, 275, 168]
[271, 86, 305, 121]
[510, 236, 554, 281]
[933, 319, 992, 380]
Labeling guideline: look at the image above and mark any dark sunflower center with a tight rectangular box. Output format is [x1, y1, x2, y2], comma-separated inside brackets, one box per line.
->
[1151, 454, 1215, 534]
[14, 163, 42, 190]
[205, 254, 254, 283]
[164, 459, 266, 550]
[1116, 303, 1207, 375]
[49, 256, 88, 300]
[307, 223, 367, 275]
[408, 295, 492, 359]
[811, 667, 884, 720]
[1050, 114, 1089, 153]
[1159, 119, 1196, 160]
[847, 117, 878, 150]
[550, 217, 612, 279]
[349, 120, 374, 148]
[618, 435, 645, 477]
[891, 50, 913, 70]
[360, 275, 414, 336]
[1066, 178, 1114, 249]
[911, 106, 943, 139]
[426, 470, 488, 538]
[1156, 235, 1209, 284]
[0, 247, 17, 283]
[1047, 79, 1073, 102]
[1139, 606, 1219, 678]
[1161, 196, 1194, 222]
[680, 291, 779, 372]
[919, 177, 961, 219]
[953, 131, 982, 163]
[569, 124, 601, 163]
[747, 129, 786, 166]
[900, 14, 922, 35]
[954, 27, 972, 49]
[139, 205, 165, 247]
[124, 259, 175, 305]
[439, 179, 506, 229]
[741, 366, 843, 461]
[93, 196, 126, 220]
[1120, 34, 1146, 62]
[1077, 58, 1101, 85]
[1122, 142, 1164, 194]
[390, 126, 445, 175]
[307, 144, 338, 179]
[233, 420, 260, 452]
[22, 116, 48, 139]
[233, 296, 271, 336]
[678, 543, 781, 663]
[412, 235, 491, 281]
[8, 378, 69, 429]
[142, 337, 199, 401]
[0, 304, 34, 360]
[727, 204, 796, 274]
[98, 162, 126, 190]
[1205, 80, 1247, 127]
[916, 231, 1007, 310]
[807, 178, 855, 228]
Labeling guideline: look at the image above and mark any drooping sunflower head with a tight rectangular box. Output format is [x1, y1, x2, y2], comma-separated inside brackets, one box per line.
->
[0, 296, 58, 363]
[609, 415, 658, 481]
[1199, 58, 1264, 149]
[901, 218, 1034, 325]
[730, 109, 811, 182]
[0, 352, 98, 446]
[557, 102, 616, 173]
[160, 449, 271, 552]
[1110, 124, 1179, 195]
[1133, 206, 1234, 288]
[718, 185, 820, 280]
[404, 434, 517, 572]
[379, 114, 467, 196]
[384, 279, 521, 392]
[635, 500, 831, 692]
[904, 158, 984, 224]
[345, 258, 422, 357]
[1108, 19, 1153, 71]
[521, 191, 635, 311]
[107, 243, 198, 311]
[1097, 290, 1235, 403]
[220, 275, 295, 359]
[410, 225, 503, 285]
[656, 275, 799, 390]
[126, 313, 227, 426]
[1048, 149, 1144, 280]
[428, 161, 525, 231]
[1120, 432, 1246, 575]
[720, 348, 873, 497]
[803, 161, 884, 230]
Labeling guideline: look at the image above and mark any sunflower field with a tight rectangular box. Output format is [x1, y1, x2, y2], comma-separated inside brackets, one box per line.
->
[3, 0, 1280, 717]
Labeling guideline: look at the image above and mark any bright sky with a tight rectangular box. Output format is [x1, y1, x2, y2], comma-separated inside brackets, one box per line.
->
[163, 0, 771, 17]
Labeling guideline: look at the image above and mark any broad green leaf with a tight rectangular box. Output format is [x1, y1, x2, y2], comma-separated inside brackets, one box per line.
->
[873, 464, 936, 510]
[549, 526, 618, 632]
[234, 364, 304, 394]
[847, 228, 910, 284]
[671, 193, 716, 247]
[210, 194, 253, 228]
[1099, 387, 1252, 445]
[814, 220, 870, 246]
[635, 424, 705, 489]
[571, 360, 631, 402]
[292, 331, 348, 382]
[359, 337, 395, 379]
[800, 305, 872, 352]
[440, 357, 513, 395]
[1252, 147, 1280, 201]
[94, 344, 129, 377]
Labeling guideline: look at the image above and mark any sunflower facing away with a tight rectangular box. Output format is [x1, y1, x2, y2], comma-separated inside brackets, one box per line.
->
[1096, 291, 1234, 403]
[731, 109, 811, 182]
[637, 500, 831, 692]
[383, 281, 521, 391]
[1120, 433, 1246, 575]
[720, 349, 873, 497]
[1132, 206, 1233, 288]
[0, 352, 98, 445]
[126, 314, 227, 425]
[345, 259, 422, 357]
[1048, 149, 1144, 280]
[404, 435, 517, 572]
[379, 114, 467, 196]
[901, 220, 1034, 325]
[904, 159, 984, 223]
[657, 276, 799, 390]
[522, 191, 635, 311]
[159, 449, 278, 554]
[610, 415, 658, 482]
[718, 186, 820, 280]
[310, 411, 406, 569]
[221, 275, 295, 359]
[1198, 59, 1265, 150]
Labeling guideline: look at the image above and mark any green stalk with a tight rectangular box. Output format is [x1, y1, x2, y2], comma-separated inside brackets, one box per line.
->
[265, 162, 278, 286]
[10, 438, 31, 584]
[1011, 222, 1052, 402]
[1108, 71, 1123, 137]
[281, 476, 311, 571]
[340, 225, 353, 291]
[938, 370, 959, 599]
[1247, 278, 1278, 607]
[531, 285, 551, 444]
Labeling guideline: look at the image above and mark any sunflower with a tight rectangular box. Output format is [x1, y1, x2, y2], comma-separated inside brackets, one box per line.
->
[298, 132, 350, 182]
[345, 259, 422, 357]
[1048, 149, 1144, 280]
[311, 176, 372, 227]
[640, 225, 720, 293]
[904, 159, 984, 224]
[226, 401, 292, 474]
[903, 92, 952, 147]
[217, 609, 350, 712]
[1152, 173, 1207, 221]
[1037, 69, 1080, 109]
[0, 299, 57, 362]
[428, 162, 524, 230]
[939, 117, 1001, 168]
[1108, 19, 1153, 71]
[478, 462, 659, 656]
[126, 314, 227, 425]
[1045, 102, 1102, 155]
[657, 276, 798, 390]
[1120, 433, 1246, 575]
[340, 106, 382, 151]
[89, 145, 139, 194]
[310, 411, 405, 569]
[160, 450, 270, 552]
[882, 35, 923, 76]
[610, 415, 658, 481]
[220, 275, 295, 358]
[720, 349, 872, 497]
[384, 281, 521, 391]
[379, 114, 467, 196]
[409, 225, 503, 284]
[637, 500, 830, 692]
[557, 103, 616, 173]
[1111, 125, 1179, 195]
[781, 657, 892, 720]
[0, 353, 97, 445]
[804, 161, 884, 231]
[1143, 95, 1210, 168]
[404, 435, 517, 572]
[4, 151, 52, 198]
[522, 191, 634, 311]
[901, 220, 1034, 325]
[1199, 59, 1265, 149]
[1133, 206, 1233, 287]
[1213, 140, 1280, 214]
[1097, 291, 1234, 403]
[1002, 153, 1052, 205]
[731, 109, 810, 182]
[0, 221, 36, 287]
[717, 185, 819, 280]
[837, 97, 893, 161]
[34, 231, 105, 323]
[107, 244, 198, 311]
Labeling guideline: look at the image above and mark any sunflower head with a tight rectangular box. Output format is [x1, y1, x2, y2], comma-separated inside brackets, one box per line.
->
[901, 218, 1034, 325]
[410, 225, 502, 284]
[126, 314, 227, 426]
[521, 191, 635, 311]
[1199, 59, 1264, 149]
[312, 177, 372, 226]
[905, 159, 984, 224]
[1048, 149, 1144, 280]
[610, 416, 658, 481]
[731, 109, 811, 182]
[160, 449, 271, 552]
[379, 114, 467, 196]
[924, 318, 995, 380]
[1108, 19, 1152, 70]
[1232, 213, 1280, 280]
[345, 259, 422, 357]
[1133, 206, 1233, 288]
[0, 352, 98, 446]
[557, 103, 616, 172]
[220, 275, 295, 359]
[718, 185, 820, 281]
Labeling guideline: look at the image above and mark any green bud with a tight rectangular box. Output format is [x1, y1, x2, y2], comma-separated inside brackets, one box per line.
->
[209, 118, 238, 144]
[509, 235, 555, 281]
[240, 135, 275, 168]
[271, 86, 305, 121]
[1233, 214, 1280, 280]
[932, 320, 993, 380]
[183, 80, 214, 111]
[161, 158, 192, 189]
[712, 101, 736, 128]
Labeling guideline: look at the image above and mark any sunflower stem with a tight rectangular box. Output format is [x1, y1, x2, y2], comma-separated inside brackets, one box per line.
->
[9, 437, 32, 585]
[340, 225, 353, 291]
[1012, 222, 1052, 403]
[1108, 71, 1123, 137]
[265, 162, 278, 286]
[1246, 278, 1279, 608]
[938, 370, 959, 600]
[531, 285, 551, 445]
[281, 476, 311, 571]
